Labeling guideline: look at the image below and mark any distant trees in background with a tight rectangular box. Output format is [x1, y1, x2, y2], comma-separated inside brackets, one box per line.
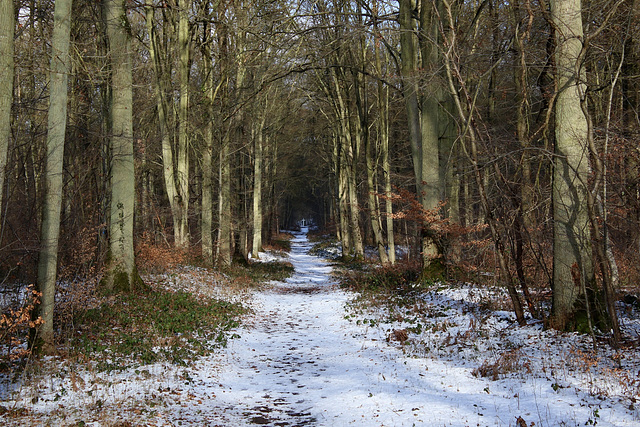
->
[0, 0, 639, 351]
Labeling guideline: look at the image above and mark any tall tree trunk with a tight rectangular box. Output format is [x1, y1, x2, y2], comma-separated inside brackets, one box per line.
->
[175, 0, 190, 248]
[335, 130, 351, 255]
[32, 0, 72, 354]
[374, 38, 395, 264]
[145, 0, 189, 249]
[201, 44, 215, 265]
[217, 134, 232, 266]
[399, 0, 443, 273]
[331, 68, 363, 259]
[0, 0, 12, 220]
[101, 0, 144, 293]
[550, 0, 594, 330]
[363, 89, 389, 265]
[441, 0, 526, 325]
[252, 111, 265, 257]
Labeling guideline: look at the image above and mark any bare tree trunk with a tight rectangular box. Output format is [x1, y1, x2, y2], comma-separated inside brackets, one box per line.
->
[145, 0, 189, 249]
[374, 39, 395, 264]
[33, 0, 73, 354]
[550, 0, 594, 330]
[0, 0, 12, 220]
[364, 99, 388, 264]
[331, 68, 363, 259]
[441, 0, 525, 324]
[201, 39, 215, 265]
[335, 130, 350, 255]
[399, 0, 443, 273]
[101, 0, 144, 293]
[252, 110, 266, 257]
[217, 134, 232, 266]
[175, 0, 190, 248]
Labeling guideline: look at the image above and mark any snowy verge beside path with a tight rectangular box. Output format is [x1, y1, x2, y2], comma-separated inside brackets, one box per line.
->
[2, 232, 639, 426]
[172, 232, 640, 426]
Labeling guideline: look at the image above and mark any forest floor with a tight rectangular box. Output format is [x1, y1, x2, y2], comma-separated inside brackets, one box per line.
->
[2, 232, 640, 426]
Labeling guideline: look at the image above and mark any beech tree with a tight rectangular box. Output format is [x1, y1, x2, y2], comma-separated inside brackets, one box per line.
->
[549, 0, 594, 330]
[32, 0, 73, 353]
[0, 0, 11, 220]
[145, 0, 192, 249]
[100, 0, 144, 292]
[398, 0, 445, 273]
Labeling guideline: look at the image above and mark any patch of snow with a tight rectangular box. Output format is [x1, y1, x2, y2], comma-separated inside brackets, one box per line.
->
[2, 232, 639, 426]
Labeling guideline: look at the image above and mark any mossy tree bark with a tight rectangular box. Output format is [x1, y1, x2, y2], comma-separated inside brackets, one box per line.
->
[101, 0, 144, 293]
[550, 0, 594, 330]
[32, 0, 72, 354]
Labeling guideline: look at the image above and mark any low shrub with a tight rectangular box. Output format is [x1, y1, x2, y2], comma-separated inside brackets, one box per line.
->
[0, 285, 43, 372]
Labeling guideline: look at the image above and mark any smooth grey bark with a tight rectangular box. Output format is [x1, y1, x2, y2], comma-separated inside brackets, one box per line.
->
[333, 69, 364, 259]
[373, 35, 395, 264]
[252, 110, 265, 257]
[201, 46, 215, 265]
[0, 0, 12, 221]
[33, 0, 72, 354]
[175, 0, 190, 248]
[399, 0, 443, 269]
[101, 0, 143, 293]
[550, 0, 594, 330]
[145, 0, 190, 249]
[217, 134, 232, 266]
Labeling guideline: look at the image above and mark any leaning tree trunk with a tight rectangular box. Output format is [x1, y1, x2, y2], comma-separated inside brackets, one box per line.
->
[101, 0, 144, 293]
[0, 0, 13, 222]
[550, 0, 595, 331]
[33, 0, 72, 354]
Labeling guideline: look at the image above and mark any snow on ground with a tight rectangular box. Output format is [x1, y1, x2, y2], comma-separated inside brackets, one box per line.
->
[2, 233, 640, 426]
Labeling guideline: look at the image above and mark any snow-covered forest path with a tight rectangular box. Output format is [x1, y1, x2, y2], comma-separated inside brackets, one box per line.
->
[164, 232, 636, 427]
[180, 232, 447, 426]
[5, 232, 638, 426]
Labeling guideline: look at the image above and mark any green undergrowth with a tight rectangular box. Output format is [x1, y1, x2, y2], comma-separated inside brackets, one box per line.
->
[270, 237, 292, 252]
[338, 259, 424, 294]
[223, 260, 295, 285]
[70, 289, 245, 371]
[338, 259, 447, 321]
